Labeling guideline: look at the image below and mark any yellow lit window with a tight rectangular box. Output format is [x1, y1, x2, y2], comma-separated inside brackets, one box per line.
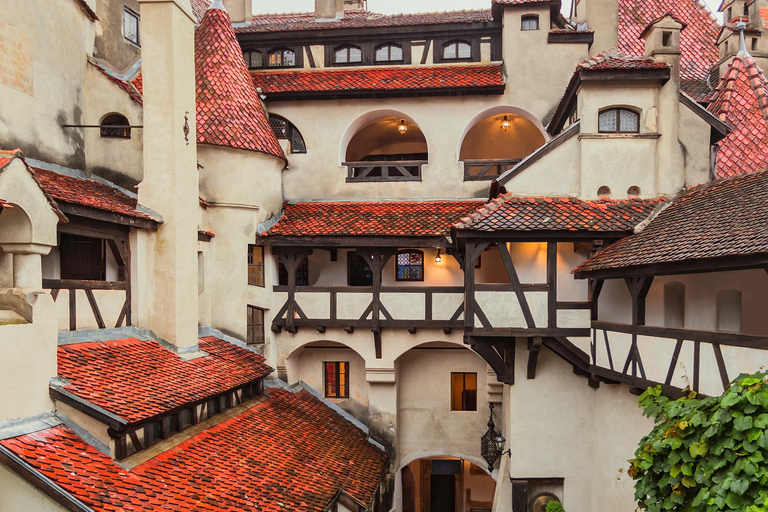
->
[451, 372, 477, 411]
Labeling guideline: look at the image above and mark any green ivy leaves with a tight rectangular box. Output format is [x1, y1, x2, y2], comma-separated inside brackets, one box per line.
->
[631, 373, 768, 512]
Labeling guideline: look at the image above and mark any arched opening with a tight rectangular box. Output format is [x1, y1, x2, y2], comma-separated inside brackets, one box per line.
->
[268, 114, 306, 154]
[399, 456, 496, 512]
[598, 107, 640, 134]
[459, 106, 547, 180]
[597, 185, 611, 197]
[343, 111, 428, 182]
[664, 281, 685, 328]
[0, 203, 33, 246]
[100, 113, 131, 139]
[717, 289, 742, 333]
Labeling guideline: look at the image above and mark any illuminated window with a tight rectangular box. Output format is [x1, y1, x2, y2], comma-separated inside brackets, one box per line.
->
[247, 245, 264, 287]
[521, 15, 539, 31]
[334, 45, 362, 64]
[451, 372, 477, 411]
[123, 8, 140, 46]
[443, 40, 472, 60]
[376, 44, 403, 62]
[243, 50, 262, 69]
[598, 108, 640, 133]
[268, 48, 296, 67]
[396, 250, 424, 281]
[100, 114, 131, 139]
[247, 306, 265, 345]
[325, 361, 349, 398]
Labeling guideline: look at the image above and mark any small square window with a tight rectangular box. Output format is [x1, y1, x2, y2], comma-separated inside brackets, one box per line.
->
[451, 372, 477, 411]
[248, 245, 265, 287]
[123, 8, 140, 46]
[247, 306, 265, 345]
[662, 31, 672, 47]
[521, 15, 539, 31]
[325, 361, 350, 398]
[396, 250, 424, 282]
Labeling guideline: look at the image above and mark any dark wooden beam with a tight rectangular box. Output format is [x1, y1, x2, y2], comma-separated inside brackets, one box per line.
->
[527, 337, 543, 379]
[497, 243, 536, 328]
[43, 279, 126, 291]
[575, 253, 768, 280]
[58, 203, 159, 231]
[547, 242, 558, 329]
[470, 340, 515, 384]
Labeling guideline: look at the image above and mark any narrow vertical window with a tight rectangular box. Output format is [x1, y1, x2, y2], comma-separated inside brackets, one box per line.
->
[325, 362, 350, 398]
[348, 252, 373, 287]
[248, 245, 264, 287]
[247, 306, 265, 345]
[396, 250, 424, 282]
[716, 289, 742, 333]
[451, 372, 477, 411]
[123, 8, 140, 46]
[243, 50, 262, 69]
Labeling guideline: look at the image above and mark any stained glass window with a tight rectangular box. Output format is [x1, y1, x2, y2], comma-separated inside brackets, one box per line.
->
[396, 250, 424, 281]
[325, 362, 349, 398]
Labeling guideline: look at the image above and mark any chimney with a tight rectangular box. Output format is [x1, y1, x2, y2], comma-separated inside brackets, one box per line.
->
[222, 0, 252, 23]
[137, 0, 200, 354]
[343, 0, 366, 9]
[581, 0, 619, 56]
[642, 13, 685, 80]
[315, 0, 344, 20]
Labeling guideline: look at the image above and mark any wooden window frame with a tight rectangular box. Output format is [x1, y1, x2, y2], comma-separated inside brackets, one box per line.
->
[123, 7, 140, 46]
[243, 50, 263, 70]
[347, 252, 374, 287]
[324, 361, 350, 399]
[395, 250, 425, 282]
[332, 44, 364, 66]
[437, 39, 476, 63]
[451, 372, 478, 412]
[375, 43, 405, 64]
[247, 306, 265, 345]
[267, 48, 299, 68]
[247, 245, 265, 287]
[268, 114, 307, 154]
[597, 107, 640, 134]
[521, 14, 540, 31]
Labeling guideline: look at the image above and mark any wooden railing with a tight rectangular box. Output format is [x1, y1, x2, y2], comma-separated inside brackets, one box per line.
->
[344, 160, 426, 182]
[45, 279, 130, 331]
[591, 321, 768, 396]
[462, 159, 521, 181]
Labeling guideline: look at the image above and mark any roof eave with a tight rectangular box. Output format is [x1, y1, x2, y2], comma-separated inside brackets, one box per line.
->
[256, 235, 453, 248]
[574, 252, 768, 280]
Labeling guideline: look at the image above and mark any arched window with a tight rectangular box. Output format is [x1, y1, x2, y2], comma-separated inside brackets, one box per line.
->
[597, 186, 611, 197]
[243, 50, 262, 69]
[627, 186, 641, 196]
[442, 40, 472, 60]
[598, 107, 640, 133]
[664, 282, 685, 328]
[717, 289, 742, 333]
[100, 114, 131, 139]
[396, 250, 424, 282]
[375, 44, 403, 63]
[334, 45, 362, 64]
[268, 48, 296, 67]
[269, 115, 306, 154]
[521, 14, 539, 31]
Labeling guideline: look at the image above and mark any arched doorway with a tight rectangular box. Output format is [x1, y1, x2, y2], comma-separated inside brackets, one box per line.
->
[400, 456, 496, 512]
[459, 106, 547, 181]
[342, 110, 428, 182]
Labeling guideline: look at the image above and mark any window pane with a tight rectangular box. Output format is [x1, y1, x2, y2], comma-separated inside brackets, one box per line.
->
[619, 109, 639, 132]
[335, 48, 348, 63]
[522, 17, 539, 30]
[465, 373, 477, 391]
[376, 46, 389, 61]
[248, 245, 264, 287]
[349, 47, 362, 63]
[283, 50, 296, 67]
[269, 116, 288, 139]
[326, 362, 337, 397]
[451, 373, 464, 411]
[391, 45, 403, 61]
[458, 42, 471, 59]
[598, 110, 617, 132]
[443, 43, 457, 59]
[269, 51, 282, 66]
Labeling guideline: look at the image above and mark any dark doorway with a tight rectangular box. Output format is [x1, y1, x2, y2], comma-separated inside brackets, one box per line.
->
[430, 474, 456, 512]
[402, 466, 416, 512]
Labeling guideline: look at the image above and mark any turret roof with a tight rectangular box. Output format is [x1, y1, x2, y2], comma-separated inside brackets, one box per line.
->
[195, 6, 285, 160]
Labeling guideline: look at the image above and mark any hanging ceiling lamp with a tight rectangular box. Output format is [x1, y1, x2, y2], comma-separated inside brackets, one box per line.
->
[398, 119, 408, 135]
[500, 115, 511, 131]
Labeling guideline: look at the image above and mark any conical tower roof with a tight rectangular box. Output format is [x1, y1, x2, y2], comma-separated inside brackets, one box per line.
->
[195, 3, 286, 161]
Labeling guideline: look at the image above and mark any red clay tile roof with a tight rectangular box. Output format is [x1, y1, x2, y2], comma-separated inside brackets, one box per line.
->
[576, 51, 671, 72]
[32, 168, 155, 222]
[90, 61, 143, 104]
[190, 0, 210, 22]
[494, 0, 558, 4]
[130, 71, 142, 95]
[57, 336, 271, 425]
[252, 64, 505, 95]
[574, 169, 768, 275]
[195, 6, 285, 160]
[708, 54, 768, 178]
[617, 0, 721, 100]
[0, 150, 66, 221]
[454, 194, 664, 232]
[262, 201, 485, 238]
[236, 9, 493, 34]
[0, 388, 386, 512]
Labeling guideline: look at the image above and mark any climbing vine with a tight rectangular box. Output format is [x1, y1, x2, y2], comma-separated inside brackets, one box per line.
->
[631, 373, 768, 512]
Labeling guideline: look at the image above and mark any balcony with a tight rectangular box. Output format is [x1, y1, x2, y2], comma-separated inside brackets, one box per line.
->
[462, 159, 521, 181]
[344, 160, 427, 182]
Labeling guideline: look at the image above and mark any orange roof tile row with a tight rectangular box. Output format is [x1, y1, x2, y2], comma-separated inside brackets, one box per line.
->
[0, 388, 386, 512]
[454, 195, 664, 232]
[251, 64, 505, 95]
[90, 62, 143, 104]
[262, 200, 485, 238]
[195, 6, 285, 159]
[58, 337, 272, 424]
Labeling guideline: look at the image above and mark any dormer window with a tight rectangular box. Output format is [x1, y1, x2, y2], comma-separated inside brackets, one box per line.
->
[268, 48, 296, 68]
[375, 44, 403, 63]
[598, 108, 640, 134]
[243, 50, 262, 70]
[100, 114, 131, 139]
[442, 40, 472, 60]
[334, 45, 362, 64]
[521, 15, 539, 31]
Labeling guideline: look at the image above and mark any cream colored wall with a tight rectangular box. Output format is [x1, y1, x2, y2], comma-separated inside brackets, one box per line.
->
[93, 0, 142, 72]
[55, 401, 112, 449]
[678, 100, 713, 188]
[581, 0, 619, 56]
[502, 132, 581, 196]
[0, 161, 59, 250]
[83, 65, 144, 187]
[0, 464, 69, 512]
[0, 0, 95, 170]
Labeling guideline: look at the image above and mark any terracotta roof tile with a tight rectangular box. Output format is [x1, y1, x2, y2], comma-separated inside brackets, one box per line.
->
[263, 201, 485, 239]
[618, 0, 721, 100]
[190, 0, 210, 22]
[0, 388, 386, 511]
[574, 169, 768, 274]
[454, 194, 664, 232]
[493, 0, 558, 4]
[130, 71, 142, 95]
[0, 150, 66, 221]
[708, 54, 768, 177]
[236, 8, 493, 34]
[57, 336, 272, 425]
[32, 168, 154, 222]
[576, 51, 670, 71]
[252, 64, 505, 95]
[195, 6, 285, 159]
